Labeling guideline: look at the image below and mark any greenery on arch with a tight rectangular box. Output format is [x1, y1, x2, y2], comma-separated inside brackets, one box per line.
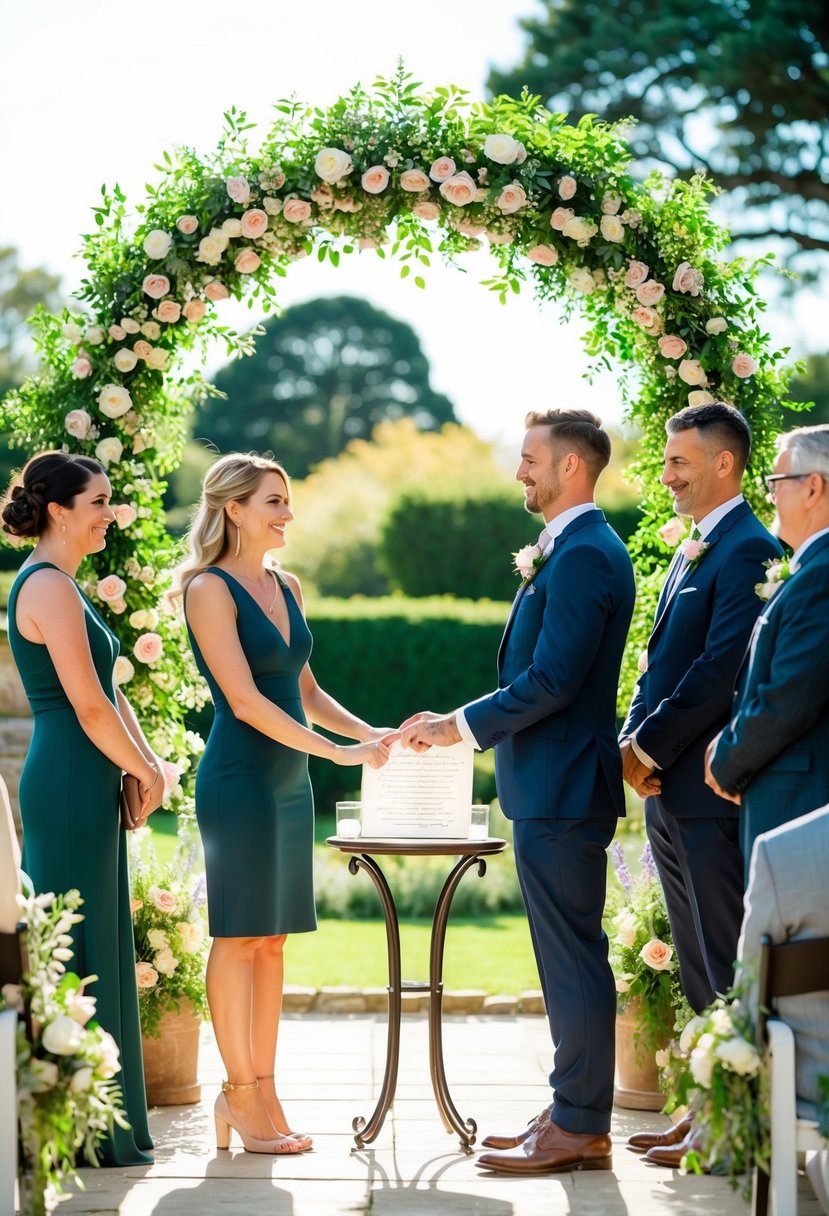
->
[0, 67, 805, 804]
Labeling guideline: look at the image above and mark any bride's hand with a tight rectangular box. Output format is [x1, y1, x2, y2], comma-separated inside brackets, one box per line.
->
[361, 725, 401, 747]
[336, 740, 391, 769]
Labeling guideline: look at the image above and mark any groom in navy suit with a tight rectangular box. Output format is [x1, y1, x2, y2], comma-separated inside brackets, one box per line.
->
[401, 409, 635, 1175]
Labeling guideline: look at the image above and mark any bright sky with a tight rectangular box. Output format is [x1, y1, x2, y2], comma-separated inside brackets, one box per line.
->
[0, 0, 820, 453]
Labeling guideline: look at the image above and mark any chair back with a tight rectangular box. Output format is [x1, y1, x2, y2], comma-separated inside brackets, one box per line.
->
[757, 932, 829, 1044]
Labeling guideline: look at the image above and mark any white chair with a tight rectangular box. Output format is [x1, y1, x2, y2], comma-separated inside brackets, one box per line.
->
[0, 773, 24, 1216]
[753, 934, 829, 1216]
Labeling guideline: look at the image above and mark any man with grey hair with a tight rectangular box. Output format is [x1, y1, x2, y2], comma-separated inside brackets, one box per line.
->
[706, 423, 829, 868]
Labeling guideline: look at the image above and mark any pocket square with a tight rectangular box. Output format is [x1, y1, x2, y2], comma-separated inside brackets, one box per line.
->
[678, 586, 698, 595]
[525, 584, 537, 595]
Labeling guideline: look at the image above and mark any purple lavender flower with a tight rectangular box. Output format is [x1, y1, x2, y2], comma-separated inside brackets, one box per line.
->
[640, 841, 657, 882]
[189, 873, 207, 915]
[612, 841, 633, 895]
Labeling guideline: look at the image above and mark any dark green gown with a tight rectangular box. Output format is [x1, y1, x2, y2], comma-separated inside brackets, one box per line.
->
[185, 567, 317, 937]
[8, 562, 153, 1166]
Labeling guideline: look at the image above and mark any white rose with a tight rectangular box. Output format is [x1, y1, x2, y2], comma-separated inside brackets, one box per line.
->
[84, 326, 105, 346]
[484, 133, 521, 164]
[96, 1030, 120, 1078]
[612, 908, 638, 948]
[114, 656, 135, 685]
[715, 1035, 760, 1077]
[688, 390, 715, 407]
[70, 1066, 94, 1093]
[146, 347, 169, 370]
[29, 1058, 60, 1092]
[120, 317, 141, 334]
[143, 229, 172, 259]
[678, 359, 708, 386]
[64, 409, 92, 440]
[95, 437, 124, 466]
[113, 348, 138, 373]
[601, 192, 622, 215]
[679, 1015, 708, 1054]
[562, 216, 598, 246]
[568, 268, 596, 294]
[314, 147, 353, 183]
[689, 1035, 716, 1088]
[732, 353, 757, 378]
[226, 176, 251, 204]
[98, 384, 133, 418]
[710, 1008, 733, 1036]
[147, 928, 169, 951]
[221, 217, 243, 238]
[600, 215, 625, 243]
[42, 1014, 85, 1056]
[141, 321, 162, 340]
[706, 317, 728, 335]
[176, 920, 204, 953]
[615, 977, 631, 993]
[62, 322, 83, 344]
[154, 948, 179, 977]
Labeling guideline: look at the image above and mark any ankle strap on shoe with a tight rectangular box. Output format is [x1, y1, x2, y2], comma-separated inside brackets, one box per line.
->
[221, 1079, 258, 1092]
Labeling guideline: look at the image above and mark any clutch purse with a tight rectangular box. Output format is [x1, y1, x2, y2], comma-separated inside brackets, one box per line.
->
[119, 781, 141, 831]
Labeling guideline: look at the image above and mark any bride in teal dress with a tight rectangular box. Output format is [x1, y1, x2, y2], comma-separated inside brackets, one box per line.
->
[175, 453, 393, 1156]
[2, 451, 167, 1167]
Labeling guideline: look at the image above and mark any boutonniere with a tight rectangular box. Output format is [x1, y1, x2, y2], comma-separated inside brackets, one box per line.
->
[755, 556, 792, 601]
[681, 536, 710, 573]
[513, 543, 547, 587]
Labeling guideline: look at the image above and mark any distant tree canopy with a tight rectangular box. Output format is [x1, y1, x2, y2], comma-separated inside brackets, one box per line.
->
[488, 0, 829, 269]
[194, 296, 457, 476]
[784, 353, 829, 426]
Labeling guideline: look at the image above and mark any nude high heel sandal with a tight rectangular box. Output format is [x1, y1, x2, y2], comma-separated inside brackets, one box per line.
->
[214, 1080, 301, 1154]
[257, 1074, 313, 1152]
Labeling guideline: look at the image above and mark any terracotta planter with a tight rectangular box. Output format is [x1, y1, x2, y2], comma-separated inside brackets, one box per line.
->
[614, 997, 669, 1111]
[141, 999, 202, 1106]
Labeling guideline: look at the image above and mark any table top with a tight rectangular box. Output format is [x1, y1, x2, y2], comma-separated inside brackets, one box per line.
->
[325, 836, 509, 857]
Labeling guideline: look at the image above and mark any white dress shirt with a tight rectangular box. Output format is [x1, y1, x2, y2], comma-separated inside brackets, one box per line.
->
[791, 524, 829, 570]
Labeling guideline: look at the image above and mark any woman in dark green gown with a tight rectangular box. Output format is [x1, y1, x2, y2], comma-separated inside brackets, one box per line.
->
[2, 452, 166, 1167]
[177, 453, 393, 1155]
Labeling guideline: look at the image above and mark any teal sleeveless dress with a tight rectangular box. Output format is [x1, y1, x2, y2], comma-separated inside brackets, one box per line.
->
[185, 568, 317, 937]
[7, 562, 153, 1166]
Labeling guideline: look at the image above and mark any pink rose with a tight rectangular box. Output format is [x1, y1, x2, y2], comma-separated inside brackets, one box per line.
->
[496, 182, 527, 214]
[149, 885, 177, 913]
[146, 347, 169, 370]
[487, 232, 512, 245]
[134, 632, 163, 664]
[136, 962, 158, 989]
[133, 340, 153, 360]
[639, 938, 674, 971]
[226, 176, 251, 204]
[632, 306, 662, 334]
[108, 324, 126, 341]
[155, 299, 181, 324]
[455, 219, 485, 237]
[110, 598, 127, 615]
[113, 503, 137, 529]
[658, 517, 686, 546]
[120, 318, 140, 334]
[514, 543, 543, 579]
[681, 539, 703, 560]
[678, 358, 708, 386]
[526, 244, 559, 267]
[142, 274, 170, 300]
[550, 207, 574, 231]
[176, 215, 198, 235]
[429, 156, 456, 182]
[183, 299, 207, 323]
[658, 335, 688, 360]
[412, 201, 440, 221]
[558, 175, 577, 200]
[731, 353, 757, 379]
[672, 261, 704, 296]
[636, 280, 665, 307]
[71, 355, 92, 379]
[234, 249, 262, 274]
[204, 280, 229, 302]
[310, 185, 334, 208]
[601, 192, 622, 215]
[240, 208, 269, 239]
[624, 260, 649, 287]
[97, 574, 127, 603]
[333, 197, 361, 213]
[65, 409, 92, 439]
[282, 197, 312, 224]
[400, 168, 431, 192]
[361, 165, 390, 194]
[438, 172, 477, 206]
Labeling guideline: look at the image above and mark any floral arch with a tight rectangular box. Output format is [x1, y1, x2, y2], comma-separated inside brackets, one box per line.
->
[1, 69, 799, 809]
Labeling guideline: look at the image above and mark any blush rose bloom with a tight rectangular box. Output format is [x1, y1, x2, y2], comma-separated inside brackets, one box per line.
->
[113, 503, 137, 529]
[240, 208, 268, 239]
[282, 197, 312, 224]
[599, 215, 625, 243]
[672, 261, 704, 296]
[95, 437, 123, 466]
[314, 147, 353, 183]
[658, 517, 686, 546]
[429, 156, 456, 182]
[706, 316, 728, 335]
[108, 324, 126, 341]
[514, 543, 542, 579]
[84, 326, 105, 346]
[527, 244, 559, 267]
[639, 938, 674, 971]
[636, 280, 666, 306]
[678, 358, 708, 386]
[412, 201, 440, 221]
[550, 206, 574, 231]
[146, 347, 169, 370]
[133, 340, 152, 360]
[658, 335, 688, 359]
[624, 260, 649, 287]
[362, 165, 390, 194]
[98, 384, 133, 418]
[601, 192, 622, 215]
[65, 408, 92, 440]
[134, 632, 163, 664]
[113, 348, 138, 373]
[682, 539, 703, 560]
[732, 353, 757, 378]
[97, 575, 127, 603]
[149, 885, 177, 914]
[496, 182, 528, 214]
[71, 355, 92, 379]
[182, 299, 207, 323]
[142, 274, 171, 300]
[204, 280, 229, 302]
[222, 218, 243, 239]
[156, 299, 181, 324]
[632, 306, 662, 334]
[136, 962, 158, 989]
[438, 172, 477, 206]
[400, 168, 431, 192]
[120, 317, 140, 334]
[558, 175, 577, 200]
[226, 176, 251, 204]
[234, 249, 262, 275]
[484, 133, 522, 164]
[143, 229, 172, 259]
[176, 215, 199, 235]
[113, 656, 135, 685]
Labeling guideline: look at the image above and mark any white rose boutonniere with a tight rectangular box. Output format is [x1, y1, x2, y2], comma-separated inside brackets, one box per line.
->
[755, 556, 792, 600]
[513, 543, 546, 585]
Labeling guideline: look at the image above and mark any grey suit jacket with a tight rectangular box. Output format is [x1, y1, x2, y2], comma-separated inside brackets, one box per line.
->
[737, 805, 829, 1118]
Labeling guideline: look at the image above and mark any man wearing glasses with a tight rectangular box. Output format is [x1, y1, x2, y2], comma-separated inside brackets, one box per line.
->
[706, 423, 829, 870]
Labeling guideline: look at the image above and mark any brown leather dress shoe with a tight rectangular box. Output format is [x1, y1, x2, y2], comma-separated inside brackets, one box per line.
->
[626, 1110, 694, 1154]
[644, 1127, 708, 1170]
[480, 1104, 552, 1150]
[477, 1117, 612, 1175]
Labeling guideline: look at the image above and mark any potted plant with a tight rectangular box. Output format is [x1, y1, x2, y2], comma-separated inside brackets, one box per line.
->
[607, 840, 689, 1109]
[2, 887, 128, 1216]
[129, 829, 209, 1105]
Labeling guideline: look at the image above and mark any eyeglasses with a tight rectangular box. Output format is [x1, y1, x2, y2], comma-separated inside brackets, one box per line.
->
[764, 472, 810, 500]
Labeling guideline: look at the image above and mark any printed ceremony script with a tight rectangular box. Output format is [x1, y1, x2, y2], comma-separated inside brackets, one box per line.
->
[360, 742, 474, 838]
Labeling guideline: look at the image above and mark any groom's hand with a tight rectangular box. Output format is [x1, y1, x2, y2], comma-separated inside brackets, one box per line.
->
[704, 735, 741, 805]
[400, 711, 462, 752]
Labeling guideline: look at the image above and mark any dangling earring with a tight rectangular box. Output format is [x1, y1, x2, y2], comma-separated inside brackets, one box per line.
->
[60, 523, 66, 548]
[234, 522, 241, 558]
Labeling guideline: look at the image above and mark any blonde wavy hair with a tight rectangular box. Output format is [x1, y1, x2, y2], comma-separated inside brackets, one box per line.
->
[170, 452, 291, 605]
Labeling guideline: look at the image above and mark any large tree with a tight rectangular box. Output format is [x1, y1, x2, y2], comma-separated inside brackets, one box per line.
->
[488, 0, 829, 268]
[196, 296, 456, 476]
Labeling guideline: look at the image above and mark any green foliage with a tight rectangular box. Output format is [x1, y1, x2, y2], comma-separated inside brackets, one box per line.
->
[487, 0, 829, 267]
[783, 352, 829, 427]
[200, 296, 456, 477]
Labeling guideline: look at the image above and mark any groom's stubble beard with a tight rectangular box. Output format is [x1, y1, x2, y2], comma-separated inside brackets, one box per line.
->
[523, 462, 562, 517]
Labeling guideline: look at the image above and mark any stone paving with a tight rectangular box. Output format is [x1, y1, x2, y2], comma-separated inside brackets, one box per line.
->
[51, 1013, 822, 1216]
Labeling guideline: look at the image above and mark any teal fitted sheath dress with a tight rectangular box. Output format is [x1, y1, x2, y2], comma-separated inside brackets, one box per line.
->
[185, 567, 317, 938]
[7, 562, 153, 1167]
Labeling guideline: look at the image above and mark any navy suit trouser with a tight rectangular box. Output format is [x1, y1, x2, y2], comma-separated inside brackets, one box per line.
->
[645, 797, 744, 1013]
[512, 815, 617, 1135]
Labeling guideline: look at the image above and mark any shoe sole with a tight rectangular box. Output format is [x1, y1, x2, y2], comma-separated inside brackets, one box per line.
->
[476, 1156, 613, 1175]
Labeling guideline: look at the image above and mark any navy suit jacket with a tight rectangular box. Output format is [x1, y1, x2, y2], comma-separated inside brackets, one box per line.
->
[620, 501, 781, 818]
[711, 531, 829, 837]
[465, 509, 635, 821]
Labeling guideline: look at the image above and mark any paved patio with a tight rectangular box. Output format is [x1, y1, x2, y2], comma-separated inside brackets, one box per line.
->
[52, 1013, 821, 1216]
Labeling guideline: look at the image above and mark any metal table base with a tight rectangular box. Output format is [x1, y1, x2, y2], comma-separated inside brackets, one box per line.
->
[327, 837, 508, 1152]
